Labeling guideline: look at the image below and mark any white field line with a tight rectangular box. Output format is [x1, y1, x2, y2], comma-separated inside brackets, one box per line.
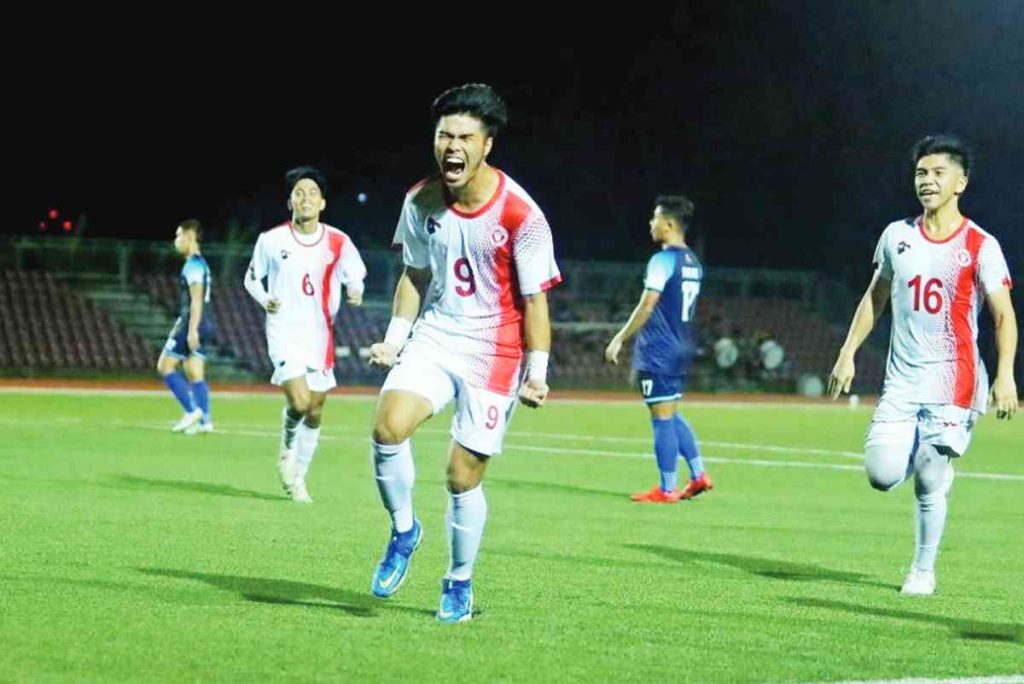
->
[821, 677, 1024, 684]
[0, 385, 868, 410]
[122, 422, 1024, 483]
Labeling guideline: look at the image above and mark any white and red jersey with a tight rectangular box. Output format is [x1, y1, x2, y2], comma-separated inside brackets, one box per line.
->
[873, 216, 1012, 412]
[244, 222, 366, 371]
[393, 170, 562, 395]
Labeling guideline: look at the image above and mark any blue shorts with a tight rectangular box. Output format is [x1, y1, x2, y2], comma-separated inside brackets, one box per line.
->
[636, 371, 685, 405]
[162, 318, 214, 360]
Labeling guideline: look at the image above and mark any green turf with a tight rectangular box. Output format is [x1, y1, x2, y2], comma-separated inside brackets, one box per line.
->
[1, 390, 1021, 682]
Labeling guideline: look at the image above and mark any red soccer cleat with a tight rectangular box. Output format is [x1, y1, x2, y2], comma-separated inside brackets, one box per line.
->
[679, 473, 714, 500]
[630, 485, 682, 503]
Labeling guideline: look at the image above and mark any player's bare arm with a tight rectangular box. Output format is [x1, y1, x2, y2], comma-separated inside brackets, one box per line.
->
[187, 282, 204, 352]
[518, 290, 552, 409]
[370, 266, 431, 369]
[986, 286, 1018, 419]
[829, 271, 891, 399]
[605, 290, 661, 365]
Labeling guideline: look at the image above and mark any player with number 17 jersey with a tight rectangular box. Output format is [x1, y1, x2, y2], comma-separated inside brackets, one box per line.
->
[633, 246, 703, 381]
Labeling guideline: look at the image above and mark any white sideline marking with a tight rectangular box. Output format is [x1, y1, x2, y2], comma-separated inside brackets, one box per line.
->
[822, 677, 1024, 684]
[0, 385, 866, 410]
[125, 423, 1024, 483]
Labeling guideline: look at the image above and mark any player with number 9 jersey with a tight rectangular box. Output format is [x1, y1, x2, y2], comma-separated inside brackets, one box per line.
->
[392, 171, 561, 396]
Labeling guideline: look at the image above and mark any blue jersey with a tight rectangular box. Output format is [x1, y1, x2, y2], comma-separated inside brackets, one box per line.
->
[179, 254, 212, 326]
[632, 246, 703, 376]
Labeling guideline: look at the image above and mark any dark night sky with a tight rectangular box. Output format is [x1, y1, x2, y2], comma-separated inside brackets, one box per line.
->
[15, 1, 1024, 287]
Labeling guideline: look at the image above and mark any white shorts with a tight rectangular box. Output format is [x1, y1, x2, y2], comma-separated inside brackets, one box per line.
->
[381, 348, 517, 457]
[270, 358, 337, 393]
[866, 396, 976, 459]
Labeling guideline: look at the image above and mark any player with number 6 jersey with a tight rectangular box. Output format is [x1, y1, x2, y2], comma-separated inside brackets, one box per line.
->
[605, 195, 713, 503]
[244, 166, 367, 504]
[829, 135, 1017, 596]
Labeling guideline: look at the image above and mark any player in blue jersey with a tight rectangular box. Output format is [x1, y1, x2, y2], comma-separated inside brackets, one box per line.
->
[157, 219, 214, 434]
[605, 196, 713, 503]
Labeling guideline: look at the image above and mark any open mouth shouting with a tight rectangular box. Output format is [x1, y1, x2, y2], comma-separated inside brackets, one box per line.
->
[442, 156, 467, 183]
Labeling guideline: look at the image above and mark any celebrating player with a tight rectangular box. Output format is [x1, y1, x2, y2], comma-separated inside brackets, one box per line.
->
[829, 135, 1017, 595]
[367, 84, 561, 623]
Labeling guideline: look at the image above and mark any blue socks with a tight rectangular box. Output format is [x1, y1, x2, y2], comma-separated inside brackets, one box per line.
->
[191, 380, 211, 423]
[651, 418, 679, 492]
[674, 414, 704, 479]
[163, 372, 195, 413]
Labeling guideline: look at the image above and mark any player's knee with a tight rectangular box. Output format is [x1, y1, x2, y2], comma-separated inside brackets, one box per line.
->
[156, 356, 174, 375]
[864, 445, 905, 492]
[372, 415, 413, 445]
[304, 408, 323, 429]
[288, 394, 312, 415]
[445, 464, 482, 494]
[913, 446, 951, 496]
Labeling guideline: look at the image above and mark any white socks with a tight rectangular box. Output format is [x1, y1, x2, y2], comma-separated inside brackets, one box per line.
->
[912, 444, 954, 572]
[372, 440, 416, 533]
[445, 485, 487, 581]
[295, 424, 321, 481]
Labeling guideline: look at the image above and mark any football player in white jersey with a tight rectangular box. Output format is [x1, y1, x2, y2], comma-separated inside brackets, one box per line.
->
[829, 135, 1017, 595]
[244, 166, 367, 503]
[366, 84, 561, 623]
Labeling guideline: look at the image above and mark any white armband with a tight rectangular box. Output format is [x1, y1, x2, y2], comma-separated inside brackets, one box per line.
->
[383, 317, 413, 350]
[526, 350, 549, 384]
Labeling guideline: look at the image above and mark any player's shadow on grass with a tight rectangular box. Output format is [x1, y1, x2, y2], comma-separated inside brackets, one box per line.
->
[112, 475, 281, 501]
[626, 544, 891, 588]
[489, 478, 623, 500]
[140, 568, 434, 618]
[789, 597, 1022, 644]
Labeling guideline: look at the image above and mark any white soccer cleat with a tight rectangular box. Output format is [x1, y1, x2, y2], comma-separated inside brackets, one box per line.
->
[277, 450, 298, 493]
[901, 566, 936, 596]
[185, 420, 213, 436]
[290, 478, 313, 504]
[171, 408, 203, 433]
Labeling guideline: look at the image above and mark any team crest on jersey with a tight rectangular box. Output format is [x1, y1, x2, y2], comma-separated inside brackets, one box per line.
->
[426, 217, 441, 235]
[280, 249, 290, 260]
[489, 226, 509, 247]
[955, 248, 972, 267]
[322, 249, 336, 265]
[897, 241, 910, 255]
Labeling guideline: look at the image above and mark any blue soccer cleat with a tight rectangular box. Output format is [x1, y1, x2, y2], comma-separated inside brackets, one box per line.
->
[436, 578, 474, 624]
[371, 519, 422, 598]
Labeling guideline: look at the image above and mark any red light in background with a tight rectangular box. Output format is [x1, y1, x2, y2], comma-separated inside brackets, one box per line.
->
[62, 220, 72, 232]
[48, 208, 59, 220]
[39, 221, 47, 231]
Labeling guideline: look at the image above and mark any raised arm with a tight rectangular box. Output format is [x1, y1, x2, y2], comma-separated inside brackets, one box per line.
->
[368, 266, 431, 369]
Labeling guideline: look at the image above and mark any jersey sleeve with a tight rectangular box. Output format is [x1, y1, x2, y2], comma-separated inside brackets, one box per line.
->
[513, 211, 562, 295]
[244, 233, 271, 308]
[392, 194, 430, 269]
[337, 235, 367, 295]
[977, 235, 1013, 295]
[872, 225, 894, 281]
[182, 258, 207, 287]
[643, 251, 675, 292]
